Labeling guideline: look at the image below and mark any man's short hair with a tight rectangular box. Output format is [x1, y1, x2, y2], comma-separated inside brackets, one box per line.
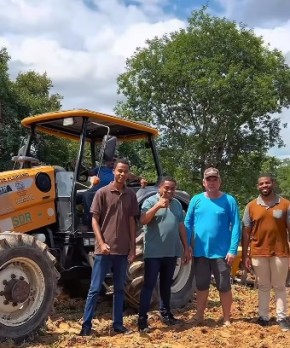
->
[203, 167, 220, 179]
[257, 173, 275, 183]
[114, 158, 130, 169]
[158, 176, 177, 186]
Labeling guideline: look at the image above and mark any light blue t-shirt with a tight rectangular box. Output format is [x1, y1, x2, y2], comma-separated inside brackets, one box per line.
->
[141, 194, 184, 258]
[184, 192, 241, 258]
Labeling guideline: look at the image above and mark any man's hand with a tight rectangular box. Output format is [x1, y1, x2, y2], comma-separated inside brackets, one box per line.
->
[100, 243, 110, 255]
[90, 176, 100, 186]
[188, 246, 193, 259]
[182, 247, 191, 264]
[140, 177, 148, 188]
[243, 256, 252, 272]
[225, 253, 235, 266]
[157, 195, 169, 209]
[128, 249, 136, 264]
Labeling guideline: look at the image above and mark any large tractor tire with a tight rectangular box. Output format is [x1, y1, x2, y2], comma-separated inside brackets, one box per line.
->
[0, 233, 59, 342]
[124, 231, 195, 310]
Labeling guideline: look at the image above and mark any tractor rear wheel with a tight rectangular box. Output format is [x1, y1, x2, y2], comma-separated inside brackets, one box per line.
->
[124, 232, 195, 310]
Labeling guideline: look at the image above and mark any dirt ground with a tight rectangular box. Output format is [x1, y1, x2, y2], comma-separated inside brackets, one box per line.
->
[2, 284, 290, 348]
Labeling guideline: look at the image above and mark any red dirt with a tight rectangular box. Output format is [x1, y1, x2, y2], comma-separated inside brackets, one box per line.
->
[2, 284, 290, 348]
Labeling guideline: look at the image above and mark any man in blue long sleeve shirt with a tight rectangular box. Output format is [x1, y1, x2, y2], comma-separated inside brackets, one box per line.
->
[184, 167, 241, 326]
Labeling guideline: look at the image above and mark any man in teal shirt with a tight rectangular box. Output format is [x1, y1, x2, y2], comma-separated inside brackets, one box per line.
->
[137, 176, 191, 332]
[184, 167, 240, 326]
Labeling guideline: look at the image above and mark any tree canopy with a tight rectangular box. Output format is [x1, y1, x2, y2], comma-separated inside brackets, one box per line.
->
[116, 8, 290, 204]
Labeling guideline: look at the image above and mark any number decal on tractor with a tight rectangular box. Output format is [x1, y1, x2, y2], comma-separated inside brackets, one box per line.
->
[12, 212, 32, 227]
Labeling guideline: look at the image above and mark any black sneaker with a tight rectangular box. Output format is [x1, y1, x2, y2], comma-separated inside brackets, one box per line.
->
[113, 325, 132, 335]
[79, 326, 92, 336]
[138, 316, 150, 332]
[161, 313, 179, 326]
[257, 317, 269, 327]
[277, 319, 290, 332]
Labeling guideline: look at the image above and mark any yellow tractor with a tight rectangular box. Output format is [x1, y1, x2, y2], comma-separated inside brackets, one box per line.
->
[0, 109, 195, 342]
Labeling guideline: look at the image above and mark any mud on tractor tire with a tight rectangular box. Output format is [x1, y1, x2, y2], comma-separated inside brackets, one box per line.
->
[0, 233, 59, 342]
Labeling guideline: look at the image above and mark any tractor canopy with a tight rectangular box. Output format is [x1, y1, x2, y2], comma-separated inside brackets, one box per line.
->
[21, 109, 158, 142]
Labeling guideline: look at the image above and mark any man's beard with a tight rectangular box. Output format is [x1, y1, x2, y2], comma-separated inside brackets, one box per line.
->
[260, 189, 272, 196]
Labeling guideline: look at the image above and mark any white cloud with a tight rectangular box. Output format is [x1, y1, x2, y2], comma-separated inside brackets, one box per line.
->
[0, 0, 184, 112]
[255, 21, 290, 56]
[111, 19, 184, 57]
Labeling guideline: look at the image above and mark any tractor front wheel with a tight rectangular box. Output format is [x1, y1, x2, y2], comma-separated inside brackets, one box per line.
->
[0, 233, 59, 342]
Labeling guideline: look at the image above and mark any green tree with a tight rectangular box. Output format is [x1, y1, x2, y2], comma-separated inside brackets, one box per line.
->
[276, 159, 290, 199]
[0, 48, 14, 164]
[0, 47, 66, 171]
[116, 8, 290, 202]
[254, 156, 290, 199]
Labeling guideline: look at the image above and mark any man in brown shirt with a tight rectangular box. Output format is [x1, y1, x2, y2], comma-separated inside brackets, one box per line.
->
[79, 159, 139, 336]
[242, 173, 290, 331]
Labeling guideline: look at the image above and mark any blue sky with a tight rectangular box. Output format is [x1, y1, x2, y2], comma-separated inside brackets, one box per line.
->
[0, 0, 289, 158]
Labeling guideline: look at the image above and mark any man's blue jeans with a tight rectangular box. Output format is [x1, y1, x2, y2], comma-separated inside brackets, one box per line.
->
[82, 254, 128, 330]
[139, 257, 177, 318]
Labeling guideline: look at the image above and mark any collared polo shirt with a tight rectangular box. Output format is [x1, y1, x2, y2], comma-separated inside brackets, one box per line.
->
[243, 194, 290, 257]
[90, 183, 139, 255]
[141, 193, 184, 258]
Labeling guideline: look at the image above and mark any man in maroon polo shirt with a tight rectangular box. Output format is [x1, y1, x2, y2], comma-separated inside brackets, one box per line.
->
[79, 158, 139, 336]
